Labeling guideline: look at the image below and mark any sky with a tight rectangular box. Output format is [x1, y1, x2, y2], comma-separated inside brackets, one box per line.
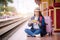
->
[8, 0, 38, 14]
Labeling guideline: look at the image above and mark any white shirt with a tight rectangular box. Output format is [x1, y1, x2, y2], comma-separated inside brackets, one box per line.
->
[33, 16, 39, 29]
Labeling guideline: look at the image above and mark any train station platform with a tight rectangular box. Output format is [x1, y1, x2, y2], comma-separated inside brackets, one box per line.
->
[0, 21, 60, 40]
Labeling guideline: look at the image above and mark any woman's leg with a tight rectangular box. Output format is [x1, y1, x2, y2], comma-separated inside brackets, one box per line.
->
[25, 29, 35, 37]
[34, 29, 41, 34]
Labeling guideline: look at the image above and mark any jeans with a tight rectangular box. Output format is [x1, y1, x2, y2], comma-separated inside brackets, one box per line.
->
[25, 29, 41, 37]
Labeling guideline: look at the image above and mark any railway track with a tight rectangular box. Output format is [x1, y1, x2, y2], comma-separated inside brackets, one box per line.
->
[0, 17, 29, 40]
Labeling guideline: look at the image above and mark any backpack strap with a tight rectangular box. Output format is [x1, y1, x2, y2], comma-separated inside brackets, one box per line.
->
[38, 16, 42, 23]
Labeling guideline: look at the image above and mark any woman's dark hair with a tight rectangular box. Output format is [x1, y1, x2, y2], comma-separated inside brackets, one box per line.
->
[34, 11, 43, 17]
[39, 11, 43, 17]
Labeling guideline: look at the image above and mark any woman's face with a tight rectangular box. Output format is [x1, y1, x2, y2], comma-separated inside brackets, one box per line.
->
[34, 11, 40, 16]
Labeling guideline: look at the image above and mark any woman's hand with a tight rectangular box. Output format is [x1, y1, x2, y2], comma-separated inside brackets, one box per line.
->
[36, 21, 39, 24]
[36, 21, 41, 25]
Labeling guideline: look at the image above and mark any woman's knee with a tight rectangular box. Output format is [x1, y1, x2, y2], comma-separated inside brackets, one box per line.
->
[25, 29, 30, 32]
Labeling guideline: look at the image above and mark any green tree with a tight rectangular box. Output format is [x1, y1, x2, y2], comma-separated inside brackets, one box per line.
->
[0, 0, 13, 12]
[0, 0, 13, 7]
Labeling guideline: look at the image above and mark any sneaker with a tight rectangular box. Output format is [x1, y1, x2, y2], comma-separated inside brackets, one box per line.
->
[35, 34, 40, 37]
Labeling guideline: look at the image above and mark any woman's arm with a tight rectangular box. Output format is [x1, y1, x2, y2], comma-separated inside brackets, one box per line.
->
[36, 21, 41, 26]
[28, 21, 33, 26]
[28, 17, 34, 26]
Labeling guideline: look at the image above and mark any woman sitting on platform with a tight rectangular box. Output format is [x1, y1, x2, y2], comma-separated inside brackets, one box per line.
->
[25, 8, 47, 37]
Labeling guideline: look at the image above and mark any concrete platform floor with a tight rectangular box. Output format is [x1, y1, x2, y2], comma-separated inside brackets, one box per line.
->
[1, 21, 60, 40]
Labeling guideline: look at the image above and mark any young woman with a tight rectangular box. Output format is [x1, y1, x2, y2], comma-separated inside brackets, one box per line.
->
[25, 9, 47, 37]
